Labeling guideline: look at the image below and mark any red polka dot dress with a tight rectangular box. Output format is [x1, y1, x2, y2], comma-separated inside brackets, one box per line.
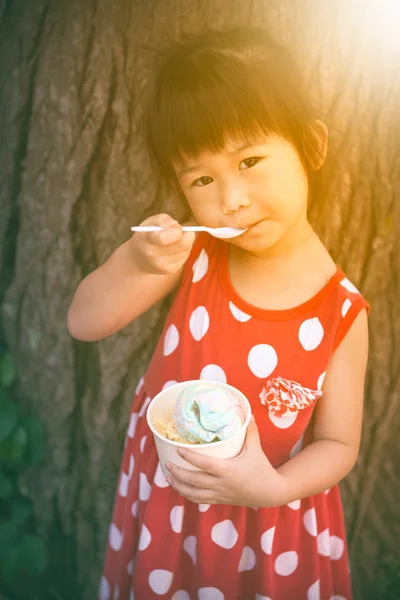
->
[99, 233, 369, 600]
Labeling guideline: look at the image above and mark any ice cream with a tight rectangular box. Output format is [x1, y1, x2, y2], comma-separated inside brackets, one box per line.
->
[155, 382, 245, 444]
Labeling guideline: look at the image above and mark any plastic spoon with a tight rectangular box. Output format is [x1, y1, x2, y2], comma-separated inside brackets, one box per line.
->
[130, 225, 248, 239]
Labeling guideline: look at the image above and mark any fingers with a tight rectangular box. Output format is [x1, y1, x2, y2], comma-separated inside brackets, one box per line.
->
[132, 213, 196, 274]
[166, 461, 216, 488]
[176, 449, 224, 475]
[142, 214, 195, 252]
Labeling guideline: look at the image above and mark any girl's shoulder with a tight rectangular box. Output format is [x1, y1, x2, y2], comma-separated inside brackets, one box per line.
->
[328, 266, 370, 352]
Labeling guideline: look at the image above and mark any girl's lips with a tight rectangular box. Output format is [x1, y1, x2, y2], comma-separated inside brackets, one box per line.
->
[244, 219, 265, 232]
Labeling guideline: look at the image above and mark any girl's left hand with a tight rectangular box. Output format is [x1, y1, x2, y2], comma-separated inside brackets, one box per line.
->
[165, 417, 287, 508]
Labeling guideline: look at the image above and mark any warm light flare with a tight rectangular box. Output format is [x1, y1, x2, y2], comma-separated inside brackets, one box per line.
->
[362, 0, 400, 56]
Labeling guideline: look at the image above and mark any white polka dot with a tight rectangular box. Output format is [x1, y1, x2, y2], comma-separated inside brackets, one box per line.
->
[341, 298, 352, 317]
[99, 576, 110, 600]
[140, 436, 147, 453]
[163, 324, 179, 356]
[162, 380, 178, 390]
[229, 301, 252, 322]
[211, 520, 238, 549]
[128, 455, 135, 479]
[183, 535, 197, 564]
[131, 500, 138, 517]
[138, 524, 151, 550]
[260, 526, 275, 555]
[128, 413, 138, 438]
[171, 592, 191, 600]
[139, 473, 151, 501]
[109, 524, 123, 551]
[113, 585, 120, 600]
[154, 462, 169, 488]
[290, 435, 304, 457]
[170, 505, 184, 533]
[255, 595, 272, 600]
[317, 529, 331, 556]
[192, 249, 209, 282]
[198, 589, 224, 600]
[238, 546, 256, 571]
[198, 503, 210, 512]
[138, 397, 151, 417]
[269, 411, 298, 429]
[148, 569, 173, 595]
[307, 579, 320, 600]
[304, 508, 318, 537]
[135, 377, 144, 395]
[200, 364, 227, 383]
[340, 278, 359, 294]
[274, 551, 298, 576]
[324, 488, 331, 495]
[330, 536, 344, 560]
[287, 499, 301, 510]
[299, 317, 324, 351]
[317, 371, 326, 390]
[127, 559, 134, 575]
[119, 473, 129, 497]
[248, 344, 278, 378]
[189, 306, 210, 341]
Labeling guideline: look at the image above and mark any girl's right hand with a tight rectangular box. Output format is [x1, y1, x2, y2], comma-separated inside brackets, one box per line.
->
[129, 213, 196, 275]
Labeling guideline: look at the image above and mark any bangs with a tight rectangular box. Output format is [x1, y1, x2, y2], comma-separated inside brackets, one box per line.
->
[143, 45, 310, 184]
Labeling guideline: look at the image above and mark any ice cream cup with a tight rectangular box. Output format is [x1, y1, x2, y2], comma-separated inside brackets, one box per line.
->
[146, 379, 251, 477]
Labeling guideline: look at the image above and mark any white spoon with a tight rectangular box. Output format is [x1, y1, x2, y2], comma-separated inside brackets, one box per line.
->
[130, 225, 248, 239]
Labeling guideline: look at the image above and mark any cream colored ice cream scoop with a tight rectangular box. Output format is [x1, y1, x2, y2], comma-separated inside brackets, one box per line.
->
[172, 382, 245, 443]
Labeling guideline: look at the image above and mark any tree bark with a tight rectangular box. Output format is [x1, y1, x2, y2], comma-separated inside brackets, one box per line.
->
[0, 0, 399, 598]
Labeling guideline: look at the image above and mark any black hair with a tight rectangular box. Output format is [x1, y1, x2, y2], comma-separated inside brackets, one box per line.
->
[140, 26, 334, 213]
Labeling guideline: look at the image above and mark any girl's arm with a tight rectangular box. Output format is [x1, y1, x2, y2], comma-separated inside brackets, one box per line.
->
[165, 308, 369, 508]
[67, 214, 195, 342]
[276, 308, 369, 503]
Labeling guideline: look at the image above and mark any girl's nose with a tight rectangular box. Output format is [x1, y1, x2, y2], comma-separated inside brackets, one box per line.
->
[221, 185, 251, 214]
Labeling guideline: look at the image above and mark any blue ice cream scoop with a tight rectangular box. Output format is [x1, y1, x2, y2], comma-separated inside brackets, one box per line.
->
[172, 383, 244, 443]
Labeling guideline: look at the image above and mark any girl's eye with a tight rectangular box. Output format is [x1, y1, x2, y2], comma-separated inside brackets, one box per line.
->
[191, 157, 262, 187]
[240, 156, 262, 169]
[193, 176, 213, 187]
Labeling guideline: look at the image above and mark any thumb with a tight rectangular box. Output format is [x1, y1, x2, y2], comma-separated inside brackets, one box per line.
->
[244, 415, 262, 449]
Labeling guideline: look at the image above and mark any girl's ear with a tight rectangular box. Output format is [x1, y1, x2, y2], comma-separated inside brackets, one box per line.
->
[303, 119, 329, 171]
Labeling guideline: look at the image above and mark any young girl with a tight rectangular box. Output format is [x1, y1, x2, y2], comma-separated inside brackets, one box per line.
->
[68, 26, 369, 600]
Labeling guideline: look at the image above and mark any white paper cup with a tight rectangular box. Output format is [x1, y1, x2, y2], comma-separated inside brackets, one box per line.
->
[146, 380, 251, 477]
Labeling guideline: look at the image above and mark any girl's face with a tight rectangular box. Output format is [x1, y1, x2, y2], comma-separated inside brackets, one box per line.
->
[174, 134, 311, 257]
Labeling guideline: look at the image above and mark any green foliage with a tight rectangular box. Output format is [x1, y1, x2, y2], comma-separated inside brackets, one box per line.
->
[0, 350, 48, 598]
[0, 353, 17, 388]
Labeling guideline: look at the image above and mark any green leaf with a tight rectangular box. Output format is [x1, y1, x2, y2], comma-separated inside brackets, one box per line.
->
[0, 387, 11, 404]
[1, 533, 47, 586]
[0, 353, 17, 387]
[10, 495, 33, 526]
[2, 543, 23, 586]
[19, 533, 47, 575]
[0, 400, 18, 442]
[23, 416, 46, 466]
[7, 425, 28, 463]
[0, 467, 16, 499]
[0, 521, 19, 559]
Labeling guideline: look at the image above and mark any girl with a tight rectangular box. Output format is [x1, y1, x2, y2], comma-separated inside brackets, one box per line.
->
[68, 26, 369, 600]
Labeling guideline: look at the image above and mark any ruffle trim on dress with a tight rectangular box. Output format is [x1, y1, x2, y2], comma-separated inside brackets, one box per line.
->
[259, 376, 323, 418]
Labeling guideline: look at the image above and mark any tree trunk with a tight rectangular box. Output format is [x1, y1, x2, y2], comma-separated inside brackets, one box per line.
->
[0, 0, 399, 598]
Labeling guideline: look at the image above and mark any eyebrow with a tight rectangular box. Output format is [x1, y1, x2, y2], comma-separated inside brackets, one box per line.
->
[177, 142, 265, 177]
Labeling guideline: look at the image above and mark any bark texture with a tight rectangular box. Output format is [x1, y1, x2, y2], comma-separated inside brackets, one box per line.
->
[0, 0, 399, 598]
